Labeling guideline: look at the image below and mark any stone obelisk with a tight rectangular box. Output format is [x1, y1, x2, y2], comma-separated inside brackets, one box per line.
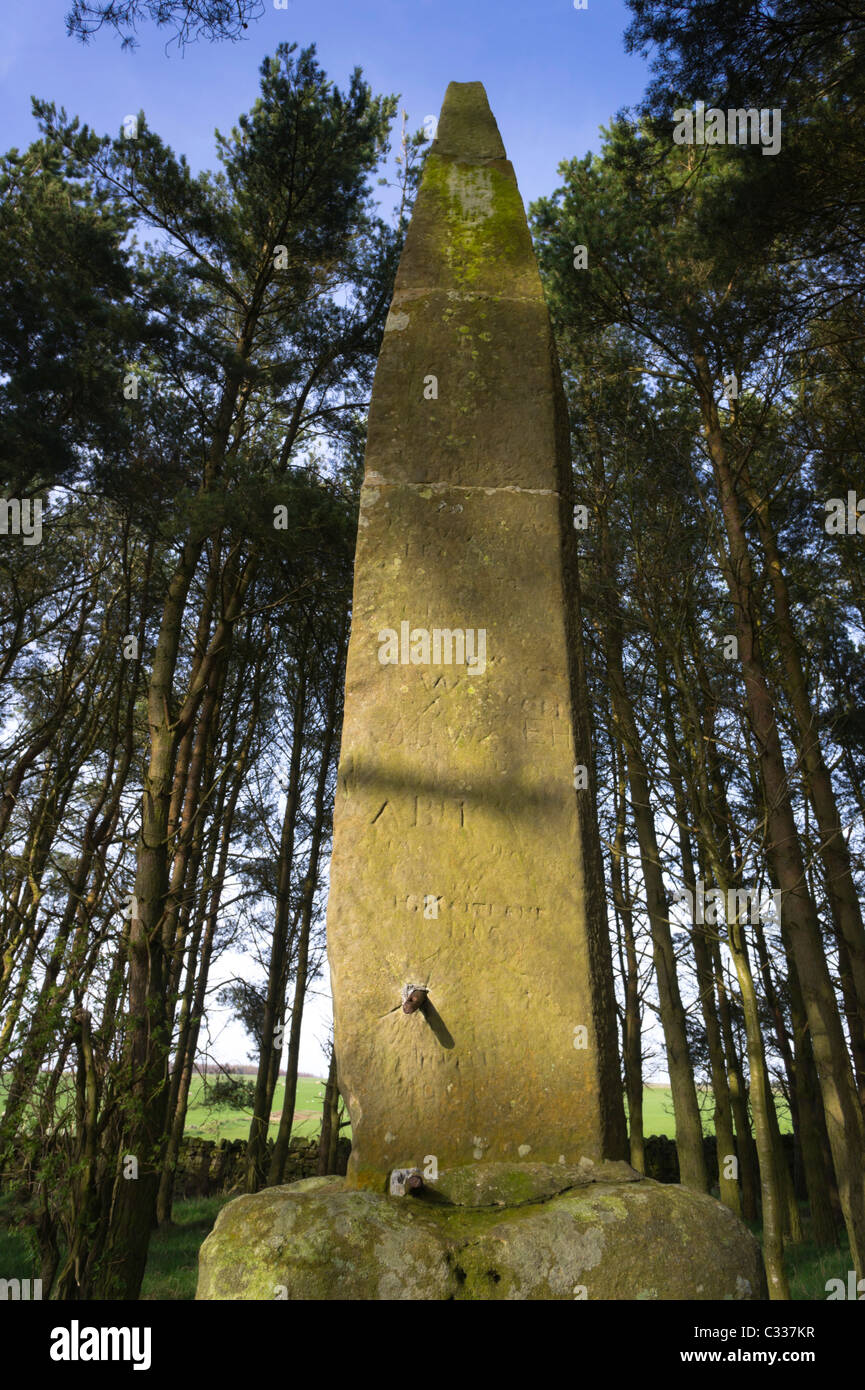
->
[198, 85, 766, 1299]
[326, 80, 626, 1188]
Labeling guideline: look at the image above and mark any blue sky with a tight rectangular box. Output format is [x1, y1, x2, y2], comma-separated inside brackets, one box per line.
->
[3, 0, 656, 1078]
[3, 0, 651, 208]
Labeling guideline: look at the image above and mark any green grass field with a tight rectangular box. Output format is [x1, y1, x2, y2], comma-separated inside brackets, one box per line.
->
[187, 1077, 794, 1143]
[638, 1084, 686, 1136]
[0, 1072, 333, 1143]
[183, 1074, 330, 1142]
[629, 1083, 793, 1137]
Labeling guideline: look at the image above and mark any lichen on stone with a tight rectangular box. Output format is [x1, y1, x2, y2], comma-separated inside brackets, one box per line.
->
[197, 1171, 767, 1302]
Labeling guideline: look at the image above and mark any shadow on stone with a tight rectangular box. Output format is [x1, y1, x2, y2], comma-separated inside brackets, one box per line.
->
[422, 999, 454, 1049]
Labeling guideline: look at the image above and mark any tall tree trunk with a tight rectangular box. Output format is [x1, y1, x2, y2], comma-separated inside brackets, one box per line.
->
[601, 618, 707, 1190]
[269, 622, 345, 1185]
[739, 458, 865, 1093]
[157, 663, 260, 1223]
[726, 913, 791, 1297]
[609, 736, 644, 1173]
[659, 671, 742, 1214]
[317, 1049, 336, 1177]
[246, 658, 308, 1192]
[52, 1008, 101, 1300]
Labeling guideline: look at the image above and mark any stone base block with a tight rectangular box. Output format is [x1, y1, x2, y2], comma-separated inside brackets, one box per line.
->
[196, 1161, 766, 1301]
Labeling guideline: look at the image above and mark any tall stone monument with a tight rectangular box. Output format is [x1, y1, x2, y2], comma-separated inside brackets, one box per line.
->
[198, 83, 766, 1300]
[329, 79, 626, 1188]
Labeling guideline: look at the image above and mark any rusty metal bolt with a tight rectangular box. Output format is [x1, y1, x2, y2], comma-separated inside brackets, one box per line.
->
[389, 1166, 423, 1196]
[402, 983, 429, 1014]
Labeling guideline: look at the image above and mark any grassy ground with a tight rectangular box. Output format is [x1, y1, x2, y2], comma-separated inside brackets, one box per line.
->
[0, 1196, 29, 1284]
[741, 1209, 852, 1302]
[141, 1196, 232, 1300]
[183, 1074, 329, 1141]
[0, 1193, 231, 1302]
[785, 1232, 854, 1301]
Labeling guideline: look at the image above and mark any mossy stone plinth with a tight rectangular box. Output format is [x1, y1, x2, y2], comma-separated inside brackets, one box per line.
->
[197, 1166, 766, 1301]
[428, 1157, 640, 1207]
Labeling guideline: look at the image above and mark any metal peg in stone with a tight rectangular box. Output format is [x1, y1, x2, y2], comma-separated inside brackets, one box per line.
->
[389, 1167, 423, 1196]
[402, 983, 429, 1014]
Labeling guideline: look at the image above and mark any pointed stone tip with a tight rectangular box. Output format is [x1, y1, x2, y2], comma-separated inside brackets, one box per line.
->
[433, 81, 507, 160]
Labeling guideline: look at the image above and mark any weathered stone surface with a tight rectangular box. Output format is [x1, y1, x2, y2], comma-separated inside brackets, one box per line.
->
[196, 1178, 455, 1301]
[448, 1180, 766, 1301]
[197, 1171, 767, 1301]
[433, 81, 506, 160]
[326, 80, 626, 1189]
[369, 295, 562, 489]
[428, 1158, 643, 1208]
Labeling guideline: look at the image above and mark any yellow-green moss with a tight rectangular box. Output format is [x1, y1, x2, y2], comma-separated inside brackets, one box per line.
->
[420, 154, 529, 290]
[198, 1171, 767, 1301]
